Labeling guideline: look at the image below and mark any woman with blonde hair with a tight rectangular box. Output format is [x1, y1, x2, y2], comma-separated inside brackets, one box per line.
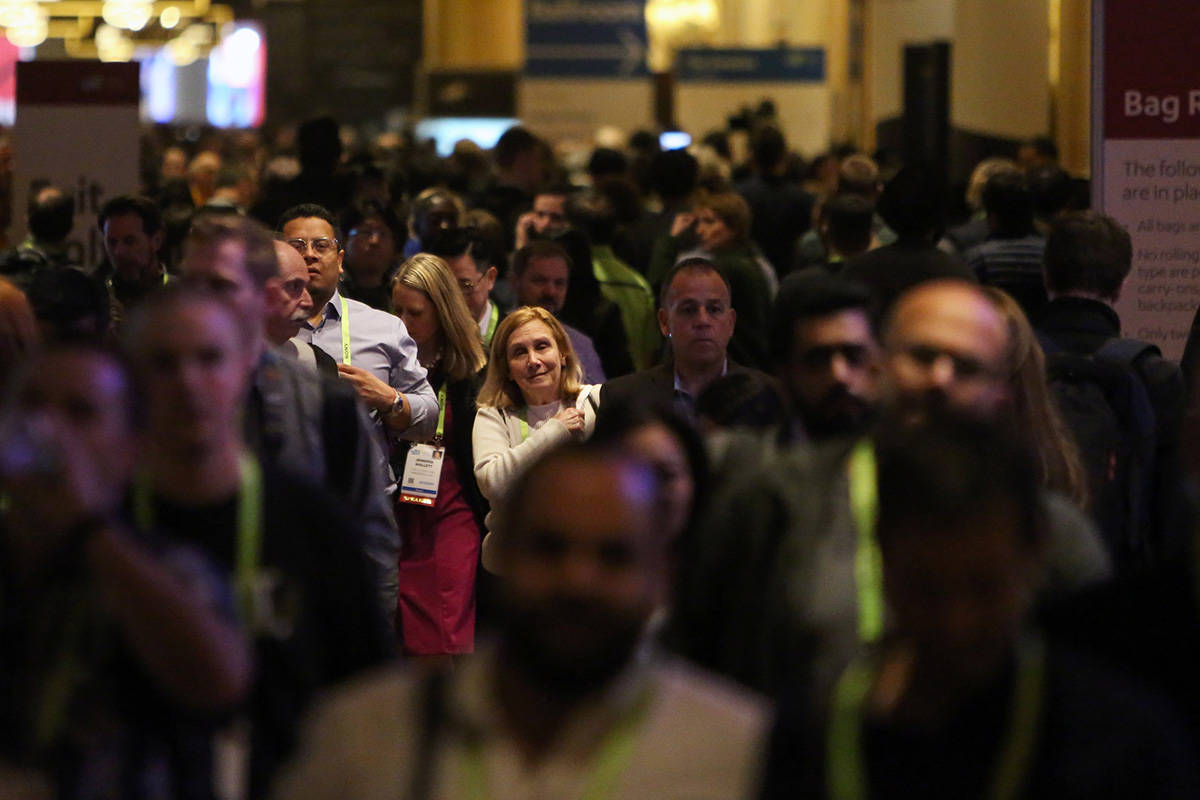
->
[390, 253, 487, 657]
[983, 286, 1089, 508]
[472, 305, 601, 569]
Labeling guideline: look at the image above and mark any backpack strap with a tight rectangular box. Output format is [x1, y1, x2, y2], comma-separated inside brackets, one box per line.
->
[1096, 337, 1160, 368]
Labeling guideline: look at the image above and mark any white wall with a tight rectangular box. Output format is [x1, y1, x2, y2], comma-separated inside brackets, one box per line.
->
[676, 82, 831, 157]
[518, 79, 656, 148]
[867, 0, 956, 123]
[952, 0, 1050, 139]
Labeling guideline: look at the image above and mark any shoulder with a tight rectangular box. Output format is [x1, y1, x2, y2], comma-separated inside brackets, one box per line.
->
[601, 364, 673, 402]
[652, 656, 772, 729]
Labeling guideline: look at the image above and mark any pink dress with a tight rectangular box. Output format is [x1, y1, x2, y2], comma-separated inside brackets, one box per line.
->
[395, 400, 481, 654]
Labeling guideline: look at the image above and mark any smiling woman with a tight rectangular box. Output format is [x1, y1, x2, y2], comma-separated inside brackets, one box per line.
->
[472, 306, 601, 571]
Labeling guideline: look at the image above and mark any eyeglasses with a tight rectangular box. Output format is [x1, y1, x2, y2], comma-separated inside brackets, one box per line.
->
[457, 277, 478, 292]
[286, 237, 339, 256]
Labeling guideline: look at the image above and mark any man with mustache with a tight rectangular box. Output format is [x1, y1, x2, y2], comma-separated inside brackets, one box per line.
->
[771, 272, 880, 442]
[178, 215, 399, 622]
[274, 444, 771, 799]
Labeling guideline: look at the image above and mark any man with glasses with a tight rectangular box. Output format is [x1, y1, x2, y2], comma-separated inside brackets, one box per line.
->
[340, 201, 402, 311]
[278, 203, 437, 446]
[603, 258, 767, 422]
[178, 214, 400, 624]
[671, 279, 1109, 699]
[428, 226, 505, 349]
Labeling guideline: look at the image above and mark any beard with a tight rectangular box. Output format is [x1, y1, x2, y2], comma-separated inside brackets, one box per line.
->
[499, 593, 648, 698]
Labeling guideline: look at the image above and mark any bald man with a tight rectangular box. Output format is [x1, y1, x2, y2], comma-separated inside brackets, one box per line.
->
[880, 279, 1012, 420]
[268, 238, 337, 376]
[672, 279, 1109, 698]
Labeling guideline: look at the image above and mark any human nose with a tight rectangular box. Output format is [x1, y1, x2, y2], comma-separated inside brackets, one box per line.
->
[928, 354, 956, 387]
[830, 352, 851, 383]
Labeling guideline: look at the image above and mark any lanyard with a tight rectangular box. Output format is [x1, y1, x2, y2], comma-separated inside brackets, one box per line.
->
[132, 451, 264, 622]
[458, 686, 650, 800]
[34, 588, 90, 749]
[516, 407, 530, 441]
[847, 439, 883, 642]
[435, 384, 448, 441]
[827, 637, 1046, 800]
[484, 303, 499, 348]
[339, 295, 352, 365]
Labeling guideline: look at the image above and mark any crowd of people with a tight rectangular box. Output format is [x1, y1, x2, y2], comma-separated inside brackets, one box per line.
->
[1, 112, 1199, 798]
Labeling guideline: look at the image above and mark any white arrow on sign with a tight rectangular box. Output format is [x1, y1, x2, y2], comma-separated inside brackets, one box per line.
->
[526, 27, 646, 76]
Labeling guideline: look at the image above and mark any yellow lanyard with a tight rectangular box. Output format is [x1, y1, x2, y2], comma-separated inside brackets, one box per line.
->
[339, 295, 352, 365]
[847, 439, 883, 642]
[34, 588, 91, 749]
[516, 407, 531, 441]
[132, 451, 264, 622]
[435, 384, 447, 441]
[459, 687, 650, 800]
[484, 303, 499, 348]
[827, 637, 1046, 800]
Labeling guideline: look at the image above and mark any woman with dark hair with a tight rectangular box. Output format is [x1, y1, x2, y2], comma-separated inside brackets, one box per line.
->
[647, 190, 774, 368]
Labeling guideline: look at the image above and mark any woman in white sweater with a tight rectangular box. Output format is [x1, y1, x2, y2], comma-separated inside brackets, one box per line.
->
[473, 306, 600, 569]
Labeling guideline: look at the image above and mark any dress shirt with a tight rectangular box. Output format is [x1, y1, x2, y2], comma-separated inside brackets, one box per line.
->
[298, 290, 438, 474]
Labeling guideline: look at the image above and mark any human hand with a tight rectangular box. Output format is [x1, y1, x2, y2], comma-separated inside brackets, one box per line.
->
[553, 407, 585, 437]
[515, 211, 537, 250]
[670, 212, 696, 237]
[337, 364, 396, 412]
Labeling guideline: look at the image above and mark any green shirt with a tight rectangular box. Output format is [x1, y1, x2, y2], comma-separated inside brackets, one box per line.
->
[592, 245, 661, 370]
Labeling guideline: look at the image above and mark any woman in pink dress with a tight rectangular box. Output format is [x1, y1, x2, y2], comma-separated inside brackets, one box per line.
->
[390, 253, 488, 658]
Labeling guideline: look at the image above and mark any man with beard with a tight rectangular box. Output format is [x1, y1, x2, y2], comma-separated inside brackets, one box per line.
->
[670, 279, 1108, 698]
[771, 272, 879, 441]
[273, 444, 771, 800]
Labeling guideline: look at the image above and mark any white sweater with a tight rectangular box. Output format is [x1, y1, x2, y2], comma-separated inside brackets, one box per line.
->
[472, 386, 601, 571]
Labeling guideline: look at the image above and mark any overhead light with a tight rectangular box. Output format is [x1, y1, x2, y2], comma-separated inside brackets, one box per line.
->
[102, 0, 153, 32]
[160, 6, 181, 29]
[5, 9, 47, 48]
[95, 22, 134, 61]
[0, 0, 35, 28]
[167, 35, 197, 66]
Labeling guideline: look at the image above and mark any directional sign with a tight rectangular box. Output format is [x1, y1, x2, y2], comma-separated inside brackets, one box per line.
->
[525, 0, 648, 79]
[677, 47, 826, 83]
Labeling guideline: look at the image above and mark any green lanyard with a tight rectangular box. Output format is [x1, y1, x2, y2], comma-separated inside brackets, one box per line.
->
[516, 407, 531, 441]
[484, 303, 499, 348]
[435, 384, 448, 441]
[827, 637, 1046, 800]
[339, 295, 352, 365]
[847, 439, 884, 642]
[34, 589, 91, 749]
[459, 687, 650, 800]
[132, 451, 264, 622]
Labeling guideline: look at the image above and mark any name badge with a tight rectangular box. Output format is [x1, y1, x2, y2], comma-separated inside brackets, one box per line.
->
[400, 443, 444, 506]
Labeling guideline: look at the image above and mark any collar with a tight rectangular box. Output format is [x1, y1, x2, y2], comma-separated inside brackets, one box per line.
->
[446, 639, 655, 751]
[309, 289, 345, 329]
[1041, 295, 1121, 335]
[476, 299, 494, 331]
[673, 359, 728, 397]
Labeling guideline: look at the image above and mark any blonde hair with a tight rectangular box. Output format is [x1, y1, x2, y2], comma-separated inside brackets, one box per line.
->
[966, 158, 1019, 211]
[477, 306, 583, 409]
[983, 287, 1089, 509]
[391, 253, 486, 383]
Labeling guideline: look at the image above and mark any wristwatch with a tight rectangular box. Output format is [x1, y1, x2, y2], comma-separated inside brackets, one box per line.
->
[388, 389, 403, 416]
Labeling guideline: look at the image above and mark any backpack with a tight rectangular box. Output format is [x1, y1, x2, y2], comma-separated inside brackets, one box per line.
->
[1044, 338, 1158, 567]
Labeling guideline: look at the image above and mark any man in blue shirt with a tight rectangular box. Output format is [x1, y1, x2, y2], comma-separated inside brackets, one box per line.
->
[279, 204, 438, 460]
